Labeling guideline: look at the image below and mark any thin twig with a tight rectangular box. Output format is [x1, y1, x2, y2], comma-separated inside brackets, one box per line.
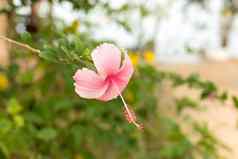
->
[0, 35, 41, 54]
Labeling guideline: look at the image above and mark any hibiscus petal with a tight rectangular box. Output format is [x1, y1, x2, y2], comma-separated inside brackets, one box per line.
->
[97, 53, 134, 101]
[114, 53, 134, 91]
[92, 43, 121, 76]
[74, 84, 108, 99]
[73, 68, 108, 99]
[97, 82, 119, 101]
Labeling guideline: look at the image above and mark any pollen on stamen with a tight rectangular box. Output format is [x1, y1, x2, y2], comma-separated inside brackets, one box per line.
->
[123, 107, 144, 130]
[123, 107, 136, 123]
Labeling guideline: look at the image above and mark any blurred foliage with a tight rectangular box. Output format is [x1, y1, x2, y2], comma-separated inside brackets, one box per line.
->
[176, 97, 198, 113]
[0, 53, 227, 158]
[185, 0, 208, 8]
[0, 0, 236, 158]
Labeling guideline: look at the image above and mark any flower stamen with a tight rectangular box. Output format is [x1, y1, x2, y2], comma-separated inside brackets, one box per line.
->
[113, 82, 143, 129]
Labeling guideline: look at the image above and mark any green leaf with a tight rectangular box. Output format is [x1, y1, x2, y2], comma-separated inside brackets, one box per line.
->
[0, 142, 8, 159]
[39, 34, 97, 70]
[36, 128, 58, 142]
[218, 91, 228, 102]
[232, 96, 238, 109]
[176, 97, 198, 113]
[140, 6, 150, 17]
[18, 71, 34, 84]
[6, 98, 23, 115]
[13, 115, 24, 128]
[0, 118, 12, 135]
[200, 82, 217, 99]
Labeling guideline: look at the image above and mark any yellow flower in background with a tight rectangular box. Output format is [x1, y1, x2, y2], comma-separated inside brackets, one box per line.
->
[0, 73, 9, 91]
[64, 20, 80, 33]
[144, 50, 155, 64]
[129, 52, 139, 66]
[71, 20, 80, 29]
[223, 8, 232, 17]
[74, 154, 84, 159]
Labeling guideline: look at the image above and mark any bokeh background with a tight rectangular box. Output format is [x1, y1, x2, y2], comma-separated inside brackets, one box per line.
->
[1, 0, 238, 159]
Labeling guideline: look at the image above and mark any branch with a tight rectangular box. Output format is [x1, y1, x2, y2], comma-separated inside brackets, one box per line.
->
[0, 35, 41, 54]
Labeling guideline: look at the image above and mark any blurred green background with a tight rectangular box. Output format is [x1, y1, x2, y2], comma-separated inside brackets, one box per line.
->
[0, 0, 238, 159]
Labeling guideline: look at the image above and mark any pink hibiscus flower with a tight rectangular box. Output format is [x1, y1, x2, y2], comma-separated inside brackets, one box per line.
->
[73, 43, 142, 129]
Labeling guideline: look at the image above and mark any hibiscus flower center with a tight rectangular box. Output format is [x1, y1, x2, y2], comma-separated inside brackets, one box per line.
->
[105, 74, 117, 83]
